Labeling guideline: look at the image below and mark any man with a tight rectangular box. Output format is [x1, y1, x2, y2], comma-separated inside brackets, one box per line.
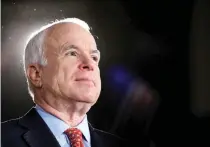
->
[2, 18, 125, 147]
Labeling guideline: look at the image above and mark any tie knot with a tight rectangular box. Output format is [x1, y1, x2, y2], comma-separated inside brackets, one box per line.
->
[64, 128, 84, 147]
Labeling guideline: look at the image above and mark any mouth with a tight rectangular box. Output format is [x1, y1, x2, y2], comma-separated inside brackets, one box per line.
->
[75, 78, 95, 86]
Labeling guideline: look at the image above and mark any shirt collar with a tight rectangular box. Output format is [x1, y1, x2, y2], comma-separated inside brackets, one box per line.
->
[35, 105, 90, 143]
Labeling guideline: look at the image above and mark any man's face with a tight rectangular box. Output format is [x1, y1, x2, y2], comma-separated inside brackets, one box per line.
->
[41, 23, 101, 104]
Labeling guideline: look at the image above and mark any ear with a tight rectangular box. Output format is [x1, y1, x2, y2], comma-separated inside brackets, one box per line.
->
[26, 64, 43, 88]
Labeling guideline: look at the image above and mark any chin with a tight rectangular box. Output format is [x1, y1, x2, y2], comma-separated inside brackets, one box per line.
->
[77, 94, 98, 104]
[62, 85, 100, 104]
[65, 92, 99, 104]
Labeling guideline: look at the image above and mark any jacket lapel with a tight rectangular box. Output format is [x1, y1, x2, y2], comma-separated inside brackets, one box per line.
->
[89, 123, 126, 147]
[18, 107, 61, 147]
[89, 123, 107, 147]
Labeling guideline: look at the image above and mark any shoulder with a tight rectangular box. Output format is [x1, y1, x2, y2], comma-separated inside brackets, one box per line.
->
[2, 117, 21, 130]
[2, 117, 27, 134]
[2, 109, 33, 135]
[2, 117, 27, 145]
[94, 128, 123, 140]
[89, 123, 128, 147]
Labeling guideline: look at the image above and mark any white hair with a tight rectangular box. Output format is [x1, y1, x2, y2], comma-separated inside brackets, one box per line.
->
[23, 18, 91, 99]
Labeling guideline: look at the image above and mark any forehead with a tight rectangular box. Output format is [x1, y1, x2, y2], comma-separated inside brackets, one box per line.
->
[44, 23, 97, 52]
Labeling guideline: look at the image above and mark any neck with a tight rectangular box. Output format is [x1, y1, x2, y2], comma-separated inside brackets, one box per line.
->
[34, 93, 91, 127]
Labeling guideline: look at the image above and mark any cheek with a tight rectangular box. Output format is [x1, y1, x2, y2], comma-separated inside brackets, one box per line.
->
[58, 62, 76, 83]
[96, 68, 101, 88]
[43, 64, 57, 83]
[42, 65, 61, 93]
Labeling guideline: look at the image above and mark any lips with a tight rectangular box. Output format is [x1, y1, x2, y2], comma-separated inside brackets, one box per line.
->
[75, 77, 95, 86]
[75, 77, 93, 81]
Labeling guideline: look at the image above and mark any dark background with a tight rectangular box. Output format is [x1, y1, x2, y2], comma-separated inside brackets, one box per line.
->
[2, 0, 210, 146]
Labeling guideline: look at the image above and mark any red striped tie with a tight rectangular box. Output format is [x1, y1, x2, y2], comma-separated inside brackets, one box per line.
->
[64, 128, 84, 147]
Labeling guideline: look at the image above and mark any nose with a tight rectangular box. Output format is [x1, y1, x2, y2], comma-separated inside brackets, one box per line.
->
[78, 57, 94, 71]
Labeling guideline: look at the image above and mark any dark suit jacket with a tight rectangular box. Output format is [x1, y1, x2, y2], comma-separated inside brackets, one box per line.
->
[2, 107, 126, 147]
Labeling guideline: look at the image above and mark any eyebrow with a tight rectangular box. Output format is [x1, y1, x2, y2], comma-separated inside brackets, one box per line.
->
[91, 49, 100, 55]
[63, 44, 100, 55]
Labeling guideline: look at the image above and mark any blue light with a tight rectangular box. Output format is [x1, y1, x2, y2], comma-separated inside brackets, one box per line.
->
[106, 65, 134, 93]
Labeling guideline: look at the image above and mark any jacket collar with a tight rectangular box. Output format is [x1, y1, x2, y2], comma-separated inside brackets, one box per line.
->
[18, 106, 114, 147]
[19, 107, 61, 147]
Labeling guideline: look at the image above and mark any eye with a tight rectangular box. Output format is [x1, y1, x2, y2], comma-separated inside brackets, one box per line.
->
[92, 56, 98, 62]
[65, 50, 77, 56]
